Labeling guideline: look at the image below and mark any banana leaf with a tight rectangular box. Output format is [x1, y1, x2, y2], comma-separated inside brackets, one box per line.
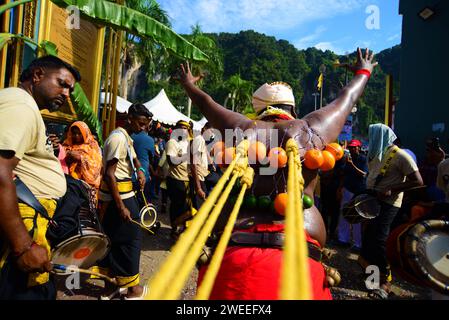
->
[50, 0, 209, 62]
[0, 0, 32, 16]
[39, 40, 58, 56]
[0, 32, 38, 50]
[70, 83, 103, 145]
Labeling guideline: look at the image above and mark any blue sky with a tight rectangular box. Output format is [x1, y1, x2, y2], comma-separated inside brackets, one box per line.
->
[157, 0, 402, 54]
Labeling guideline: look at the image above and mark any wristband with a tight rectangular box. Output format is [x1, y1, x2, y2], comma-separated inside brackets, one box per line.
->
[138, 167, 146, 174]
[355, 69, 371, 78]
[13, 241, 38, 259]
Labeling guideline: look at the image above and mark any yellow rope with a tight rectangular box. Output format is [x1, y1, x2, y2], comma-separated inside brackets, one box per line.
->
[145, 140, 250, 300]
[294, 145, 311, 299]
[195, 166, 254, 300]
[282, 139, 299, 299]
[161, 172, 240, 299]
[281, 139, 311, 299]
[145, 137, 311, 300]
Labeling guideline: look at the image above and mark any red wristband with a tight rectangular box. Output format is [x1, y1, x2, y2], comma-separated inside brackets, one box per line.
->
[355, 69, 371, 78]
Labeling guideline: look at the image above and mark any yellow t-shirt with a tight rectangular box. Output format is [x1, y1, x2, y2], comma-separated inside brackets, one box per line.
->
[0, 87, 66, 199]
[166, 138, 190, 182]
[100, 127, 137, 200]
[367, 147, 419, 207]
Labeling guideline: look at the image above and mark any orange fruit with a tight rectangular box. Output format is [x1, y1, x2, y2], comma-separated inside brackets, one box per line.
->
[274, 193, 288, 216]
[212, 141, 225, 156]
[325, 143, 344, 160]
[248, 141, 267, 163]
[303, 149, 324, 170]
[214, 151, 225, 168]
[214, 146, 235, 167]
[268, 147, 288, 168]
[223, 147, 236, 164]
[320, 150, 336, 171]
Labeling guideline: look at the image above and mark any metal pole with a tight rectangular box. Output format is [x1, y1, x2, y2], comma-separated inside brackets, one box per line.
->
[312, 93, 318, 111]
[320, 85, 323, 109]
[319, 64, 326, 109]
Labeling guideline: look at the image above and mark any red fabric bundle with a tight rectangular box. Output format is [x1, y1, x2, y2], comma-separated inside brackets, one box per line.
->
[197, 224, 332, 300]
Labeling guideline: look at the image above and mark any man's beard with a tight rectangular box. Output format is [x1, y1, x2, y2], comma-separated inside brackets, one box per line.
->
[46, 100, 63, 112]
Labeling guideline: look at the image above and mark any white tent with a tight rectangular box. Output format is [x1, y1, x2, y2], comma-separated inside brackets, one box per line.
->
[100, 92, 132, 114]
[196, 117, 208, 128]
[143, 89, 202, 131]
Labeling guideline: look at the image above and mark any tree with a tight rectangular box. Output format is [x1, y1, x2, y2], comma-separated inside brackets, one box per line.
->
[222, 74, 254, 113]
[174, 24, 224, 118]
[120, 0, 171, 100]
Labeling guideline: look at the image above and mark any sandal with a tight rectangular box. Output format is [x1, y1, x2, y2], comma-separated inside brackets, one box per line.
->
[123, 285, 149, 300]
[99, 287, 127, 300]
[368, 287, 390, 300]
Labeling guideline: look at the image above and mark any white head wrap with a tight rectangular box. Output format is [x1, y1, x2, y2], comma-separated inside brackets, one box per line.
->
[252, 82, 295, 114]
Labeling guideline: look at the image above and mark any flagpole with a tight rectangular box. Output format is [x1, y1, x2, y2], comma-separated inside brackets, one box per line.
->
[319, 64, 326, 109]
[320, 83, 323, 109]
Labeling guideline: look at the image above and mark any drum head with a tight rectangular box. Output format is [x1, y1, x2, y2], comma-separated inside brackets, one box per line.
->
[354, 194, 380, 219]
[405, 220, 449, 293]
[140, 204, 157, 228]
[342, 194, 380, 224]
[51, 230, 110, 274]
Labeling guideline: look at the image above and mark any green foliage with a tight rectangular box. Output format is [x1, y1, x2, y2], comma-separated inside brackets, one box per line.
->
[0, 0, 31, 15]
[222, 74, 254, 113]
[71, 83, 104, 145]
[127, 29, 400, 137]
[209, 31, 400, 138]
[50, 0, 208, 62]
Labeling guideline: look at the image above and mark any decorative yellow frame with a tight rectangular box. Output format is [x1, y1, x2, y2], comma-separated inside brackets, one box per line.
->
[37, 0, 105, 124]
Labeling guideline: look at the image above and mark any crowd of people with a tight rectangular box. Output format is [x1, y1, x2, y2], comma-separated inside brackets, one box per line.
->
[0, 49, 447, 301]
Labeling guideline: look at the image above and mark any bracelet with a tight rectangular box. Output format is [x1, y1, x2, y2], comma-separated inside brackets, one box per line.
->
[13, 241, 38, 259]
[355, 69, 371, 78]
[138, 167, 146, 174]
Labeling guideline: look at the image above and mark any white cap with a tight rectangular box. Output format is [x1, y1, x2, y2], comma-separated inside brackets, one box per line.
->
[252, 82, 295, 113]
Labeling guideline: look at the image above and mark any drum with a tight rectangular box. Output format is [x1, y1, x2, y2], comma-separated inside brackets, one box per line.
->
[51, 181, 110, 274]
[140, 203, 158, 228]
[342, 193, 381, 224]
[387, 220, 449, 293]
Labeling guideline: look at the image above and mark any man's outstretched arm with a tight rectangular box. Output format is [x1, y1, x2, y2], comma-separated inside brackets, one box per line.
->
[302, 48, 378, 144]
[176, 63, 252, 134]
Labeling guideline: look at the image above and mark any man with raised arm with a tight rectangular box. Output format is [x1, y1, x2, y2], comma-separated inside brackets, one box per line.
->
[176, 48, 378, 300]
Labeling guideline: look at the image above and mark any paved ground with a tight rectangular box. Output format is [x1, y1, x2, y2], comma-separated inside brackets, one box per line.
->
[56, 199, 430, 300]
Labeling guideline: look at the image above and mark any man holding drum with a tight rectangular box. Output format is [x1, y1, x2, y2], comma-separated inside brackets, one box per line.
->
[360, 123, 423, 299]
[98, 103, 149, 300]
[0, 56, 80, 299]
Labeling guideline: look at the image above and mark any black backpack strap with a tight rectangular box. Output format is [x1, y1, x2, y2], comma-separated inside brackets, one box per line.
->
[14, 177, 52, 222]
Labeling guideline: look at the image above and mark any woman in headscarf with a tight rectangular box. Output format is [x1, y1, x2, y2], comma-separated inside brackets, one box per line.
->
[62, 121, 103, 196]
[360, 123, 423, 299]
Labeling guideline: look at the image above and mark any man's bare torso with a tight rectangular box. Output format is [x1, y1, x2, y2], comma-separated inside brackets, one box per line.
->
[215, 119, 327, 246]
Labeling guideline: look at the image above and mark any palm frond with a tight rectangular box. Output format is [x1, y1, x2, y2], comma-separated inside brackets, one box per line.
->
[0, 0, 32, 16]
[50, 0, 208, 62]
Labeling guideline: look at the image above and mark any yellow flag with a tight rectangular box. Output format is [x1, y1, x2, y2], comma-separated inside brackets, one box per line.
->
[317, 73, 323, 91]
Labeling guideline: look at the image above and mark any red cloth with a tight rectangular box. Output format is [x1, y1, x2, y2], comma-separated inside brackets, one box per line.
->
[197, 224, 332, 300]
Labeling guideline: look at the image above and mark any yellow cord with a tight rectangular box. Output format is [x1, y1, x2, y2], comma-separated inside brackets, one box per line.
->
[161, 173, 240, 299]
[145, 140, 249, 300]
[281, 139, 311, 300]
[195, 166, 254, 299]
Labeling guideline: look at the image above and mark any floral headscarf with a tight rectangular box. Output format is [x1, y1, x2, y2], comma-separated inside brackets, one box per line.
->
[63, 121, 102, 189]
